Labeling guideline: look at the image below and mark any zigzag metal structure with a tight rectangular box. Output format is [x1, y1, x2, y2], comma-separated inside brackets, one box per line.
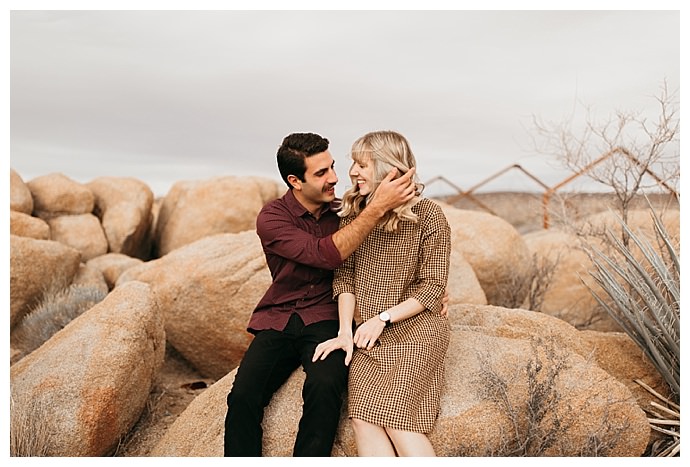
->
[425, 148, 679, 228]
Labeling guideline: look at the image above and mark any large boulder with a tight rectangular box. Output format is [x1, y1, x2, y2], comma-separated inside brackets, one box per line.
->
[439, 203, 533, 307]
[447, 249, 487, 306]
[10, 168, 34, 214]
[9, 281, 165, 456]
[26, 172, 95, 219]
[86, 253, 144, 290]
[153, 176, 284, 256]
[524, 208, 681, 333]
[45, 214, 109, 261]
[70, 262, 110, 296]
[86, 176, 155, 260]
[9, 235, 81, 330]
[118, 231, 270, 379]
[9, 210, 50, 240]
[152, 305, 651, 457]
[580, 330, 673, 413]
[521, 229, 618, 331]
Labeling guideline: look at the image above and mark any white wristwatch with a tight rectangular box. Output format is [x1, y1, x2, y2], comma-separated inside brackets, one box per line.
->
[379, 311, 391, 327]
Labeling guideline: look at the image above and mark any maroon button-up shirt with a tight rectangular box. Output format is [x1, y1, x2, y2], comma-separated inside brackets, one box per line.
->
[248, 189, 344, 334]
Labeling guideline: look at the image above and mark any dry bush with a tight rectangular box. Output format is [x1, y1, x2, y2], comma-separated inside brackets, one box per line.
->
[11, 283, 107, 361]
[502, 252, 558, 311]
[9, 393, 51, 457]
[525, 252, 559, 311]
[474, 336, 626, 456]
[531, 80, 679, 237]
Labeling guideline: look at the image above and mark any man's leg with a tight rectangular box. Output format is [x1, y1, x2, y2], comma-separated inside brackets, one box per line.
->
[293, 319, 348, 456]
[224, 323, 300, 456]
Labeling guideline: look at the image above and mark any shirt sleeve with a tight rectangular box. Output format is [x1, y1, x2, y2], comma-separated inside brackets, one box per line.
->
[407, 201, 451, 313]
[332, 216, 356, 298]
[256, 202, 343, 270]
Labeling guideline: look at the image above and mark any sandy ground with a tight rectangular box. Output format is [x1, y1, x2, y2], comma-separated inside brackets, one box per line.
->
[115, 345, 216, 456]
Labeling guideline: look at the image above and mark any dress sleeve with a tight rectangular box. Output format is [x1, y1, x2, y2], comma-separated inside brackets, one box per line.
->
[332, 216, 356, 297]
[408, 201, 451, 313]
[256, 203, 343, 270]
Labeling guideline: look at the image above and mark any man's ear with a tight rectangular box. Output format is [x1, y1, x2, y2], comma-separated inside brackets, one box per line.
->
[287, 175, 302, 191]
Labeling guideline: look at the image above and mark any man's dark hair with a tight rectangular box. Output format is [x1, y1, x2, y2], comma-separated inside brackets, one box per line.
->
[277, 133, 330, 188]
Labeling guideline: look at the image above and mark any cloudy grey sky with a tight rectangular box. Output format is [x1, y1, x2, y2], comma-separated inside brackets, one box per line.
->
[9, 6, 680, 197]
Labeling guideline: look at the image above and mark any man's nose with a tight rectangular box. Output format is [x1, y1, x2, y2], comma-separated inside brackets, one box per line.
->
[328, 168, 338, 184]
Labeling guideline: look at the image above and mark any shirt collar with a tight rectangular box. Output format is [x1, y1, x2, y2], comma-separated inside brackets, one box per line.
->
[284, 189, 340, 218]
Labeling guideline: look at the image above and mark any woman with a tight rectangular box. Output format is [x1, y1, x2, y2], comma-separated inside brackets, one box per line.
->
[313, 130, 451, 456]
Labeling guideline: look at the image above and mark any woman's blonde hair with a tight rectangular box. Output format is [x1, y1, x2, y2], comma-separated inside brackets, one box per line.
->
[339, 130, 424, 232]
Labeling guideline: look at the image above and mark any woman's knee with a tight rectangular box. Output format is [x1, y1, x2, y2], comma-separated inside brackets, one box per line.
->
[351, 417, 376, 435]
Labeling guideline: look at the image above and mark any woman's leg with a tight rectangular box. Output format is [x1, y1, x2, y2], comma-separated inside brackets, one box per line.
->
[351, 418, 396, 456]
[385, 427, 436, 457]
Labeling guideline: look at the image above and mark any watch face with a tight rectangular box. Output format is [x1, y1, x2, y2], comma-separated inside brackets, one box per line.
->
[380, 311, 391, 322]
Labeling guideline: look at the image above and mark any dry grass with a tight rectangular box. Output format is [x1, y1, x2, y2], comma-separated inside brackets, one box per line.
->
[11, 284, 107, 362]
[474, 336, 628, 456]
[9, 393, 51, 457]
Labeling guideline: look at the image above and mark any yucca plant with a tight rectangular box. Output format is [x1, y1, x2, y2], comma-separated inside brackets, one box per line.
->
[584, 205, 679, 456]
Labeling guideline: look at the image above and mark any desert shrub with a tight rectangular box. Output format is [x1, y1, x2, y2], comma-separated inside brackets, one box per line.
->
[525, 251, 560, 311]
[585, 206, 680, 456]
[9, 394, 51, 456]
[11, 284, 107, 361]
[475, 336, 626, 456]
[501, 251, 558, 311]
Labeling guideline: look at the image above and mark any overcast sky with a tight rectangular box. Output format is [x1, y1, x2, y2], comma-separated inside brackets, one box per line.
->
[8, 5, 681, 197]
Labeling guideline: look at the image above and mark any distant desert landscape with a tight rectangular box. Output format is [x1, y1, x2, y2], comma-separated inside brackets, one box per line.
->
[442, 191, 679, 233]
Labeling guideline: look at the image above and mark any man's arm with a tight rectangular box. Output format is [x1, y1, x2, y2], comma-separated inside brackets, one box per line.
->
[331, 167, 416, 260]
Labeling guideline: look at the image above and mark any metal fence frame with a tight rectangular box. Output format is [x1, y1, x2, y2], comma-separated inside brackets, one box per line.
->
[426, 148, 679, 228]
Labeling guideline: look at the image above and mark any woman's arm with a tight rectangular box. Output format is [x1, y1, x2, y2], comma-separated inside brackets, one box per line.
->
[353, 297, 425, 350]
[406, 202, 452, 313]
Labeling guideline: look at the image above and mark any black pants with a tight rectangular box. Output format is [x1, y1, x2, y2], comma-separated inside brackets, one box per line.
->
[224, 314, 348, 456]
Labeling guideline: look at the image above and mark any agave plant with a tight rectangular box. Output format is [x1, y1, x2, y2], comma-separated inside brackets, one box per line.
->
[584, 205, 679, 456]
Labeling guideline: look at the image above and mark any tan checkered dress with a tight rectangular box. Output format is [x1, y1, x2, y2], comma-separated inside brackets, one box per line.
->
[333, 198, 451, 433]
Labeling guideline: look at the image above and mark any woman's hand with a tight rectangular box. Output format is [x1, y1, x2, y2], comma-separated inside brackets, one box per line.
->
[353, 316, 386, 351]
[440, 289, 450, 318]
[313, 333, 354, 366]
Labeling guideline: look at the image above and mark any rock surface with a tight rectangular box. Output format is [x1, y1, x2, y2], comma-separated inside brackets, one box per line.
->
[439, 203, 533, 307]
[152, 305, 651, 457]
[153, 176, 284, 256]
[9, 235, 82, 329]
[118, 231, 270, 379]
[10, 282, 165, 456]
[87, 176, 155, 260]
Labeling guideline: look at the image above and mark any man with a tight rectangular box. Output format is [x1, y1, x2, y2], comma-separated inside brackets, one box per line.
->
[224, 132, 417, 456]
